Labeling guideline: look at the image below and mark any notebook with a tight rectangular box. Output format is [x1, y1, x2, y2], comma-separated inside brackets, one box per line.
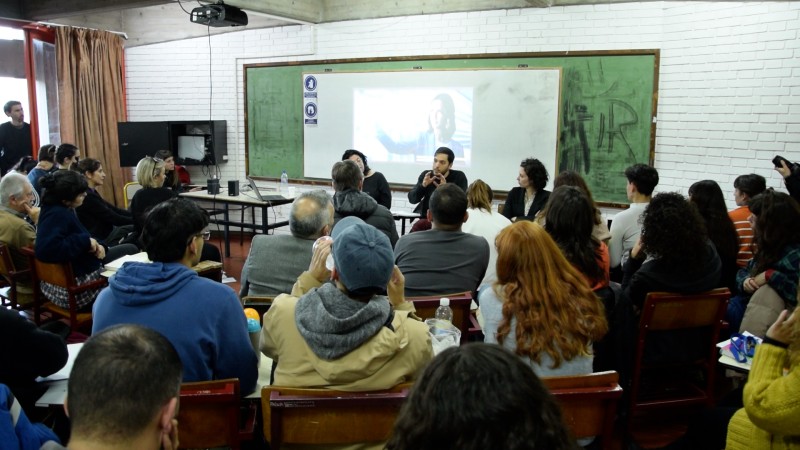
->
[247, 177, 286, 201]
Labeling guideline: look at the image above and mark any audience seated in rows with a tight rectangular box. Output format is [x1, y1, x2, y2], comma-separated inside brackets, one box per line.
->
[240, 190, 333, 298]
[35, 171, 109, 311]
[461, 179, 510, 288]
[27, 144, 56, 196]
[41, 324, 182, 450]
[728, 190, 800, 333]
[54, 144, 79, 171]
[480, 221, 607, 377]
[129, 156, 220, 262]
[154, 149, 193, 193]
[331, 159, 398, 247]
[501, 157, 551, 222]
[395, 183, 489, 297]
[728, 173, 766, 268]
[386, 343, 577, 450]
[608, 163, 659, 269]
[261, 216, 432, 397]
[617, 192, 721, 368]
[544, 186, 610, 292]
[75, 158, 136, 247]
[342, 149, 392, 209]
[536, 170, 611, 243]
[688, 180, 740, 293]
[0, 173, 38, 299]
[92, 198, 258, 394]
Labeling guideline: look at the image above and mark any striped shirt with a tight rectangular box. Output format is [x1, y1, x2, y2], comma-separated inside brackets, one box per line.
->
[729, 206, 754, 268]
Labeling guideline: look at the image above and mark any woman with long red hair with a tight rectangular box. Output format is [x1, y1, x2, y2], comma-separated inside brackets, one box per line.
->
[479, 221, 608, 376]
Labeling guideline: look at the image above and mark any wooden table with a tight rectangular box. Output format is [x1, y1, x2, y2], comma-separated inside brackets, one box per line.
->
[180, 190, 293, 257]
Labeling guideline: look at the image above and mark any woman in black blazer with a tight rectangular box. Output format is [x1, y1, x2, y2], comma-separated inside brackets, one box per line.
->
[502, 158, 550, 222]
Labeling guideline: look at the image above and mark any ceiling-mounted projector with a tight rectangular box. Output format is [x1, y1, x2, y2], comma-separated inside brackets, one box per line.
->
[190, 2, 248, 27]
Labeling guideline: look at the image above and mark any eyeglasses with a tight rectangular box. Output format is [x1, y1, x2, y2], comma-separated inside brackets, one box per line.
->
[186, 230, 211, 246]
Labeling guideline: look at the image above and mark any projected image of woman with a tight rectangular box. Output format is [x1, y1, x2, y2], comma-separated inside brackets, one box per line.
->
[377, 93, 465, 160]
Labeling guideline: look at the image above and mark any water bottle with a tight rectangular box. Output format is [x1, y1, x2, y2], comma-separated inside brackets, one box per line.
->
[280, 170, 289, 193]
[435, 297, 453, 324]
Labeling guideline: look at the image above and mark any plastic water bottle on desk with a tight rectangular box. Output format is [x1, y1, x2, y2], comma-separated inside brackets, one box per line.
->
[280, 170, 289, 193]
[435, 297, 453, 324]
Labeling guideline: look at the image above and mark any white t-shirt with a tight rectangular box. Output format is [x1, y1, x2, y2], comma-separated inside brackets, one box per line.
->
[462, 208, 512, 287]
[608, 202, 648, 269]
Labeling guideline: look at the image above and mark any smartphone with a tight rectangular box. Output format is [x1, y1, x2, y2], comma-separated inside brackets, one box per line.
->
[772, 155, 793, 168]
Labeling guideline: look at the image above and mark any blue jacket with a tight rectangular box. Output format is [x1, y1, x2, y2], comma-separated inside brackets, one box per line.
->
[92, 262, 258, 394]
[35, 203, 101, 277]
[0, 384, 60, 450]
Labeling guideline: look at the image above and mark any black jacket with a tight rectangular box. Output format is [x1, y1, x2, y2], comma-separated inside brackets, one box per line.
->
[407, 169, 468, 217]
[501, 187, 550, 222]
[76, 189, 133, 241]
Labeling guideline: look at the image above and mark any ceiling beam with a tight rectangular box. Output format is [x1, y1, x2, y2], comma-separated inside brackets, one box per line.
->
[226, 0, 323, 24]
[23, 0, 170, 20]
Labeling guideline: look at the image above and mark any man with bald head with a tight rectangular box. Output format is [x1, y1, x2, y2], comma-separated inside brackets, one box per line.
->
[240, 190, 334, 297]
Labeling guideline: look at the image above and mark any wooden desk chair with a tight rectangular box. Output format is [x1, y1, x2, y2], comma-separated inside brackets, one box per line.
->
[177, 378, 257, 450]
[627, 288, 729, 433]
[123, 181, 142, 208]
[262, 383, 411, 449]
[406, 292, 472, 344]
[543, 370, 623, 450]
[27, 249, 107, 330]
[0, 242, 33, 310]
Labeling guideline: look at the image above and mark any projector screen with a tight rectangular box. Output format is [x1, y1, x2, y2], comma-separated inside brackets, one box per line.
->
[303, 69, 560, 192]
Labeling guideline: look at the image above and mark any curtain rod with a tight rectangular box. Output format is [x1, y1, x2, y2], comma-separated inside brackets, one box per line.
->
[37, 22, 129, 40]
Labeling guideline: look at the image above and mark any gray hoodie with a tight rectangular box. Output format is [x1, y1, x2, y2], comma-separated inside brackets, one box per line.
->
[333, 189, 399, 247]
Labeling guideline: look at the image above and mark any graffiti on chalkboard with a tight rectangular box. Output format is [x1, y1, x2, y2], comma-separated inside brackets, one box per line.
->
[558, 61, 649, 203]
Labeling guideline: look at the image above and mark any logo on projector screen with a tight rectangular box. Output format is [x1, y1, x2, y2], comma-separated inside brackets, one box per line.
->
[304, 75, 317, 91]
[304, 102, 318, 125]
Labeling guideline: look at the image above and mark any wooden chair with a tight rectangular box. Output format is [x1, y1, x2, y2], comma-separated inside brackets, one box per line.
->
[406, 291, 472, 344]
[543, 371, 623, 450]
[177, 378, 257, 450]
[27, 249, 107, 330]
[123, 181, 142, 208]
[0, 242, 33, 310]
[262, 383, 411, 449]
[627, 288, 730, 431]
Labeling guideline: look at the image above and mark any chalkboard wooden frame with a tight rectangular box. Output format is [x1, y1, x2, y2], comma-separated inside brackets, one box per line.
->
[244, 50, 659, 206]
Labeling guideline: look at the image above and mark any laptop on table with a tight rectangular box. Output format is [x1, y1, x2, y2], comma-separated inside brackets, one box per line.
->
[247, 177, 286, 201]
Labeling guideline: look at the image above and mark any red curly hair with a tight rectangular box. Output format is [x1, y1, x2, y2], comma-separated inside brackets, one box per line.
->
[493, 221, 608, 368]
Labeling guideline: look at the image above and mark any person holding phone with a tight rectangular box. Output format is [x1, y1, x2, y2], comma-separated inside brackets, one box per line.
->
[774, 155, 800, 203]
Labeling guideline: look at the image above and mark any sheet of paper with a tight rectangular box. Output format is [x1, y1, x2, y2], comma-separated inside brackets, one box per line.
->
[104, 252, 150, 271]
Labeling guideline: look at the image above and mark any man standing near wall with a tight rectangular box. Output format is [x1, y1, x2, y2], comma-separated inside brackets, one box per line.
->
[0, 101, 33, 176]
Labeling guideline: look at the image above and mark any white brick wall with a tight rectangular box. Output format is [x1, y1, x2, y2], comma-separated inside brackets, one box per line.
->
[125, 1, 800, 227]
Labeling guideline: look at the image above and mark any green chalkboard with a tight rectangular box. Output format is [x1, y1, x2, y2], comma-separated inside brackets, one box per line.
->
[244, 50, 658, 205]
